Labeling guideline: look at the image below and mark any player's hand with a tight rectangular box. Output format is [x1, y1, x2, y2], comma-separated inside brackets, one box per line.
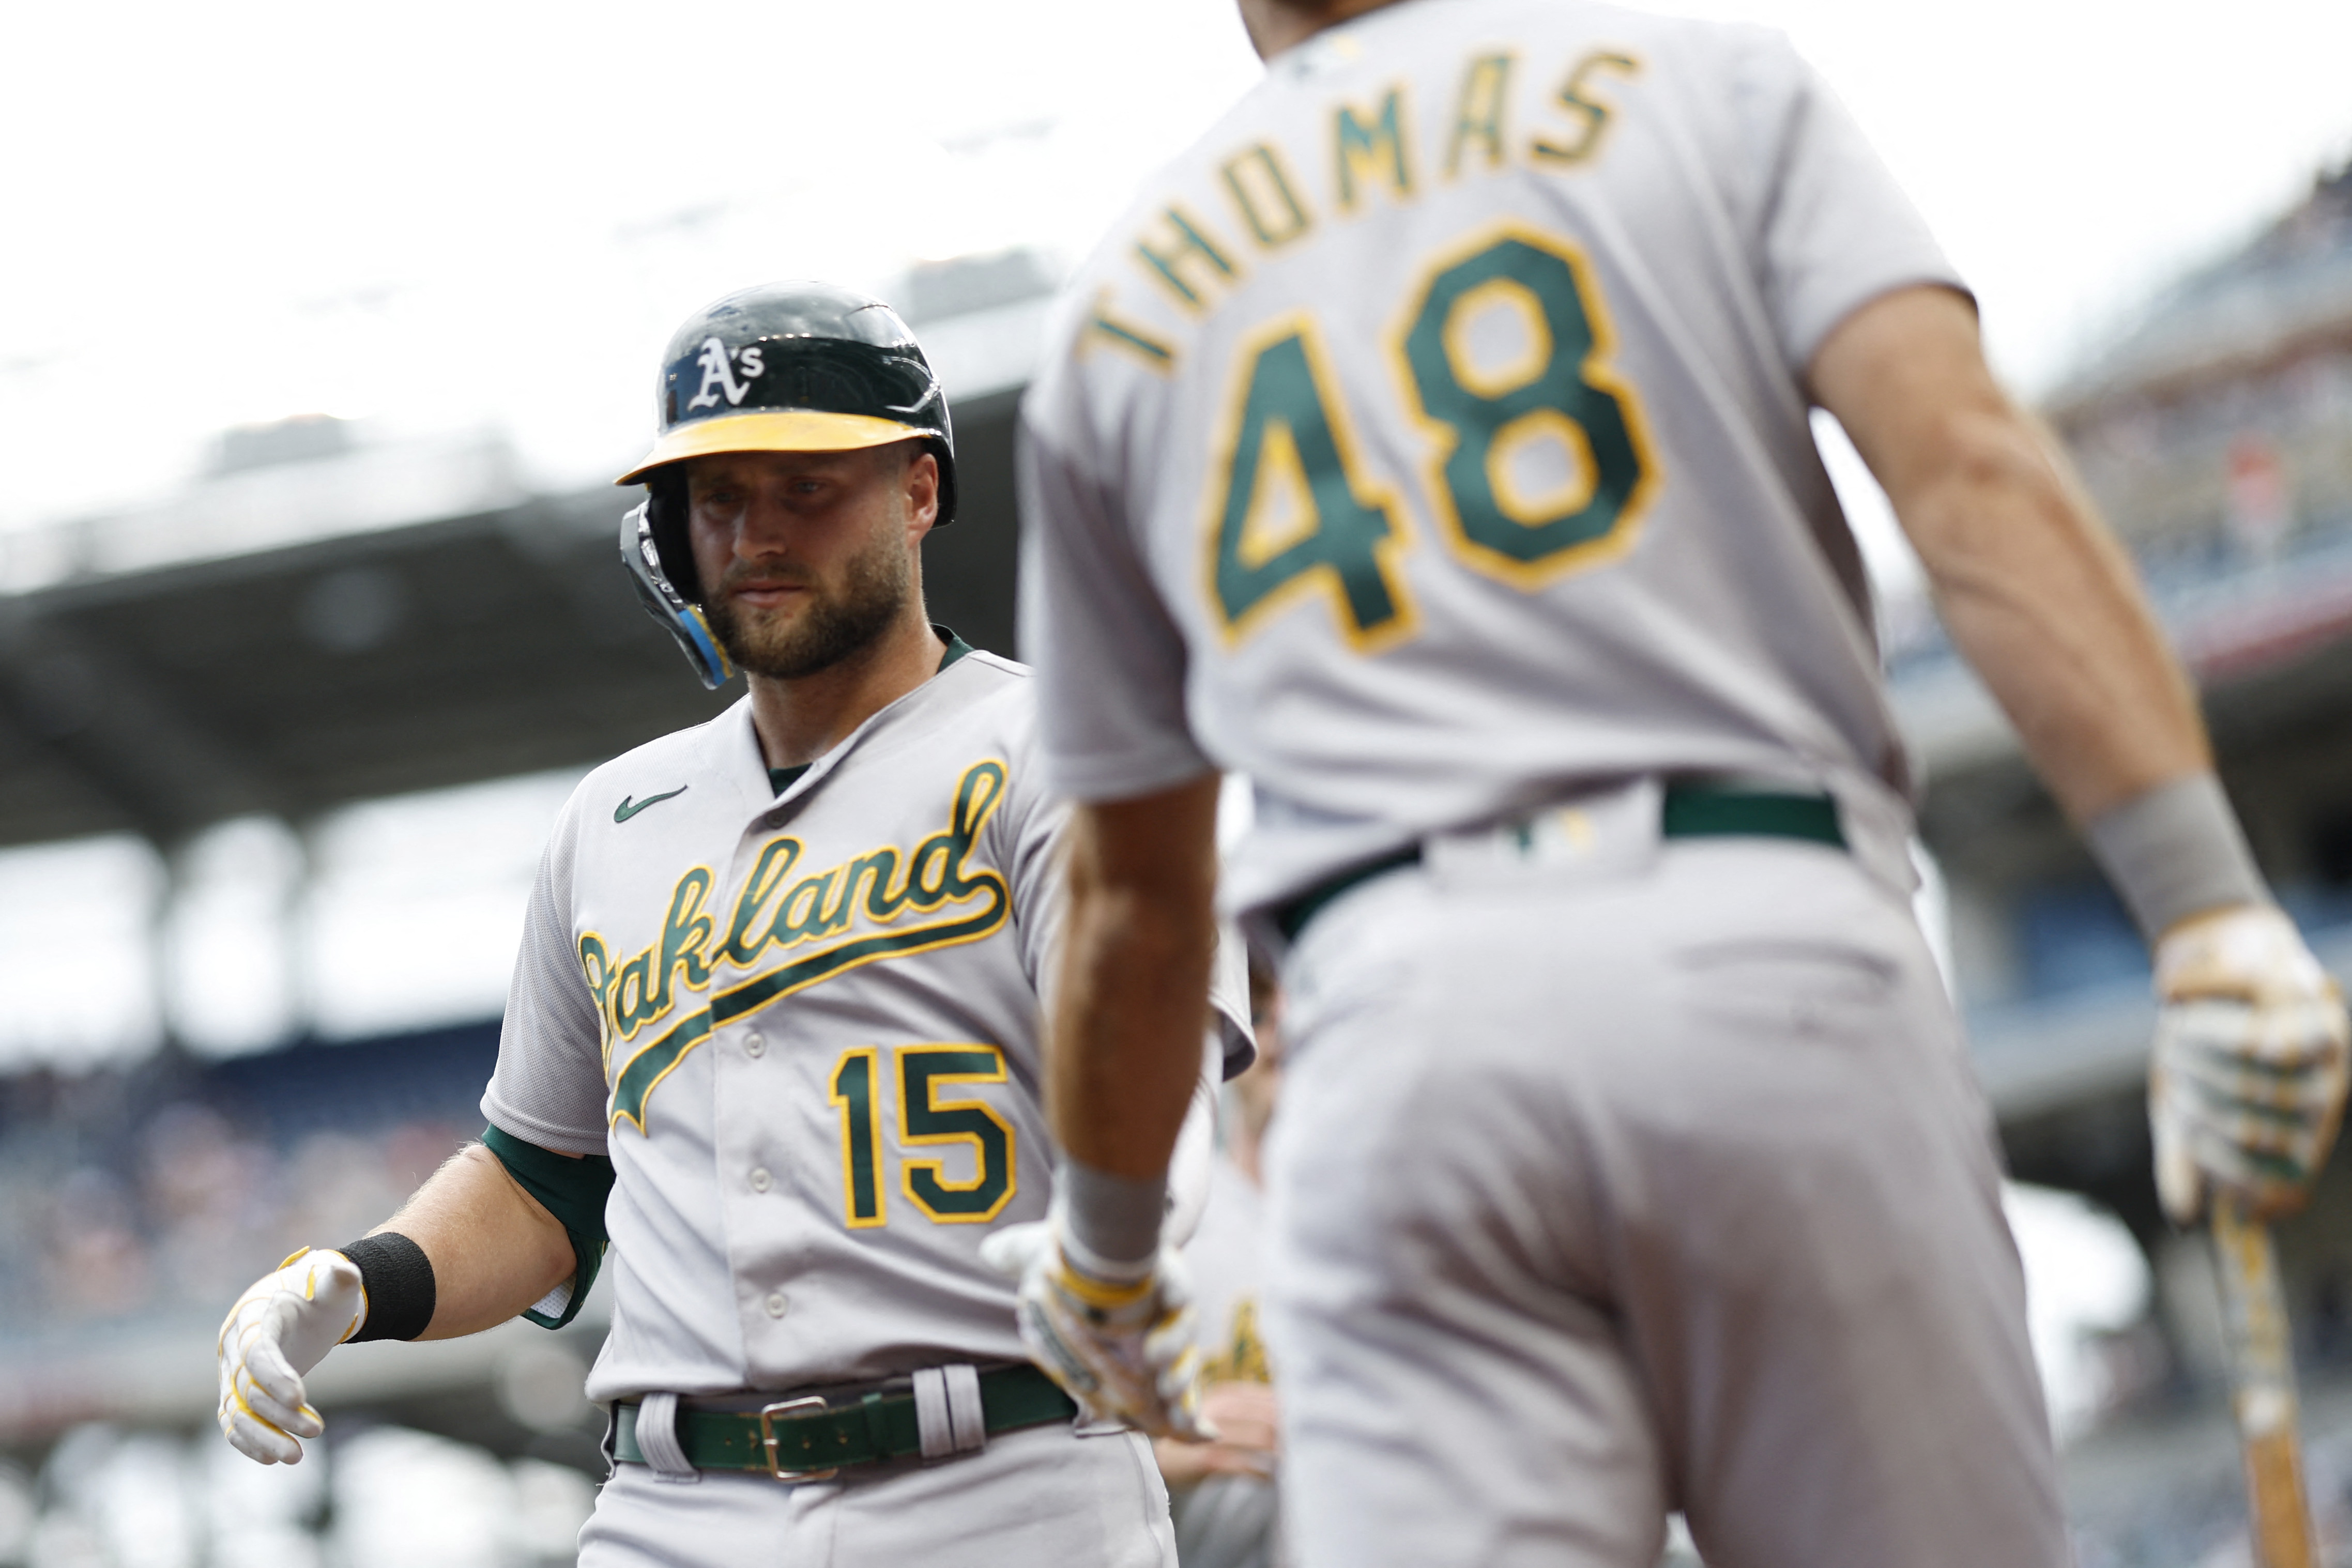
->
[2150, 904, 2351, 1224]
[1154, 1380, 1279, 1488]
[981, 1219, 1210, 1441]
[216, 1247, 367, 1465]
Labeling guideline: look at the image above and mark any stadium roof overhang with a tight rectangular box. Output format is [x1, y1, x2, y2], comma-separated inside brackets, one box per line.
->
[0, 388, 1024, 852]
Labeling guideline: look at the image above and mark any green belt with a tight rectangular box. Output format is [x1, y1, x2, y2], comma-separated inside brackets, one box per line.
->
[1274, 782, 1845, 942]
[613, 1364, 1076, 1479]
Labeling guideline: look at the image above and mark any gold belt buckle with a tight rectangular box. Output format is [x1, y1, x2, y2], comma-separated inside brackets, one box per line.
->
[757, 1394, 839, 1482]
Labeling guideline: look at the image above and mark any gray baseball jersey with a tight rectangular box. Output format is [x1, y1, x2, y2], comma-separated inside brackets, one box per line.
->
[1016, 6, 2071, 1565]
[482, 648, 1249, 1403]
[1018, 0, 1960, 911]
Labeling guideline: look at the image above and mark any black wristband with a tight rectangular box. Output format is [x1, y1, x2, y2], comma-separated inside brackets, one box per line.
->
[340, 1232, 437, 1343]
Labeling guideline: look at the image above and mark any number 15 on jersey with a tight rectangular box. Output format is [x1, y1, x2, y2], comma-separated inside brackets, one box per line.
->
[828, 1044, 1018, 1229]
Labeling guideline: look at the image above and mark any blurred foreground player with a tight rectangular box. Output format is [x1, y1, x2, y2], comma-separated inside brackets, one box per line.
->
[1156, 963, 1287, 1568]
[1005, 3, 2352, 1566]
[215, 282, 1248, 1567]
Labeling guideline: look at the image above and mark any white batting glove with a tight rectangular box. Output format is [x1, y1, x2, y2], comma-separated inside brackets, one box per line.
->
[981, 1218, 1211, 1441]
[216, 1247, 367, 1465]
[2151, 904, 2351, 1224]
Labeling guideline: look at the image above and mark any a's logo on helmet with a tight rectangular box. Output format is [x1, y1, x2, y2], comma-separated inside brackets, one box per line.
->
[684, 337, 767, 412]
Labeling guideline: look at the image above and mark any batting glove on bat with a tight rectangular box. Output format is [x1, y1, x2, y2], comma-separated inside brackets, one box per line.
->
[2151, 904, 2351, 1224]
[216, 1247, 366, 1465]
[981, 1218, 1211, 1441]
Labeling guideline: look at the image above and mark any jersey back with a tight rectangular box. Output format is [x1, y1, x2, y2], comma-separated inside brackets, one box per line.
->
[1019, 0, 1961, 913]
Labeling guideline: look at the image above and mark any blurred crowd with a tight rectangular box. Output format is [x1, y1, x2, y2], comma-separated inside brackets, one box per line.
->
[0, 1073, 468, 1339]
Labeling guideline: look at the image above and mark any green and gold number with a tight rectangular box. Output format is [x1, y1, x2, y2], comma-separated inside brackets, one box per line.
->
[1399, 225, 1654, 585]
[828, 1043, 1017, 1228]
[1206, 316, 1413, 649]
[1203, 223, 1656, 643]
[828, 1048, 885, 1228]
[898, 1047, 1016, 1223]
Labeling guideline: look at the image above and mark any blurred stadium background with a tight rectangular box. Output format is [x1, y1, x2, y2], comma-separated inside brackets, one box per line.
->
[4, 3, 2351, 1565]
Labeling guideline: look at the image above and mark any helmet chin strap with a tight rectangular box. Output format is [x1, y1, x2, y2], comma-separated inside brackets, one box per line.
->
[620, 501, 737, 690]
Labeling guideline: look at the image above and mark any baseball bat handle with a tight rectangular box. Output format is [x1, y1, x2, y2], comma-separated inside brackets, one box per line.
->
[2211, 1200, 2316, 1568]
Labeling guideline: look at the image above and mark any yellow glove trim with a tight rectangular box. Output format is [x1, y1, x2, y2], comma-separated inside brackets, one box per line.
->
[1053, 1259, 1158, 1312]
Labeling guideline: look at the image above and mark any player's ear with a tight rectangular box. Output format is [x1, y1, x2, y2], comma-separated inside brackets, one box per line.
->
[900, 445, 941, 539]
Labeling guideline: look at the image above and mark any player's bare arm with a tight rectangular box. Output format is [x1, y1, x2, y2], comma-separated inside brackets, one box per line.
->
[1809, 283, 2205, 822]
[982, 773, 1226, 1441]
[215, 1140, 581, 1465]
[1047, 774, 1225, 1183]
[1816, 283, 2348, 1224]
[1823, 282, 2347, 1549]
[368, 1142, 576, 1339]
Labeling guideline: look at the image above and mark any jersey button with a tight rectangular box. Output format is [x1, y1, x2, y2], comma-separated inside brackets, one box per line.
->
[750, 1167, 772, 1193]
[764, 1292, 789, 1318]
[744, 1032, 766, 1058]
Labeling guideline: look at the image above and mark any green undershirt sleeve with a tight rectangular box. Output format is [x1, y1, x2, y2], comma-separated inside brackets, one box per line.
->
[481, 1124, 615, 1331]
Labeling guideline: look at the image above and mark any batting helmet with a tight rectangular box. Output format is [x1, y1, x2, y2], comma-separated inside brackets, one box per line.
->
[615, 281, 957, 688]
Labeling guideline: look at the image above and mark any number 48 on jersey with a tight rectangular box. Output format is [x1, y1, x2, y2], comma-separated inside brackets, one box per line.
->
[1207, 224, 1659, 649]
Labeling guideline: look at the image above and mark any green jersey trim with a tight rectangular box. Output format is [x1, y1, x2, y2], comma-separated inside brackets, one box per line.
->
[481, 1124, 615, 1331]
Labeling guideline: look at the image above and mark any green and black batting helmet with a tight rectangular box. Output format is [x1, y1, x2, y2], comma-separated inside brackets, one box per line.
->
[614, 281, 957, 687]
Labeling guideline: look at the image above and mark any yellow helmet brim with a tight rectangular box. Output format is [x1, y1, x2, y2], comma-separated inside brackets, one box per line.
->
[615, 410, 928, 485]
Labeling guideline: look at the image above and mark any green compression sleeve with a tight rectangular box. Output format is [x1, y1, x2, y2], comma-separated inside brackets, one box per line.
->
[481, 1124, 615, 1330]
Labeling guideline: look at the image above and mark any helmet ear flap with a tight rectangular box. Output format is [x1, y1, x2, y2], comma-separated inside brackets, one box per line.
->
[619, 500, 734, 690]
[645, 472, 701, 604]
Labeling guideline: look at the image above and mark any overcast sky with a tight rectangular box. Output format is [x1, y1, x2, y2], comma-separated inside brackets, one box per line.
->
[4, 0, 2348, 535]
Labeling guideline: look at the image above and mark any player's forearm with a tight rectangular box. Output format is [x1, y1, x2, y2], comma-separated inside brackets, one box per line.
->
[1907, 408, 2209, 820]
[1048, 777, 1224, 1185]
[372, 1144, 576, 1339]
[1812, 285, 2209, 821]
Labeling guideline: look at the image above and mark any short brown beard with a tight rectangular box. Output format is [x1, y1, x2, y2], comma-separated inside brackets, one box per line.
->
[703, 524, 913, 680]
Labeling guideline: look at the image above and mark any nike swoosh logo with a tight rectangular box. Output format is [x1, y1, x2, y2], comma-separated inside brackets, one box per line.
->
[614, 786, 689, 823]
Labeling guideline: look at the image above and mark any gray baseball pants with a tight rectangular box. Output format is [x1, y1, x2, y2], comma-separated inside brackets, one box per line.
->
[1262, 820, 2070, 1568]
[578, 1419, 1172, 1567]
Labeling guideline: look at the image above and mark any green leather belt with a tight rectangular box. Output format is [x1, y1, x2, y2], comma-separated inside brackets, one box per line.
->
[1274, 782, 1845, 941]
[613, 1364, 1076, 1479]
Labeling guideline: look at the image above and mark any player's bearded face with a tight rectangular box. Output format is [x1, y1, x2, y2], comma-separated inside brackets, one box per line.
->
[705, 520, 911, 680]
[690, 447, 921, 680]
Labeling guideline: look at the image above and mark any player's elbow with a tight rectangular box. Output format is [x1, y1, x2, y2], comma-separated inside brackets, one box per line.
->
[1087, 882, 1220, 980]
[1064, 781, 1221, 915]
[1064, 795, 1221, 984]
[1899, 407, 2090, 587]
[1068, 840, 1217, 969]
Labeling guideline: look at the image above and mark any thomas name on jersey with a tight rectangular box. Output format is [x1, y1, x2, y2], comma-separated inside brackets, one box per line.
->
[1071, 35, 1666, 664]
[1085, 43, 1642, 368]
[586, 757, 1012, 1133]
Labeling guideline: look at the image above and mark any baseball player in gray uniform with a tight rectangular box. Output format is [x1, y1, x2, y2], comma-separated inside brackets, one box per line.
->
[213, 282, 1249, 1567]
[995, 3, 2352, 1567]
